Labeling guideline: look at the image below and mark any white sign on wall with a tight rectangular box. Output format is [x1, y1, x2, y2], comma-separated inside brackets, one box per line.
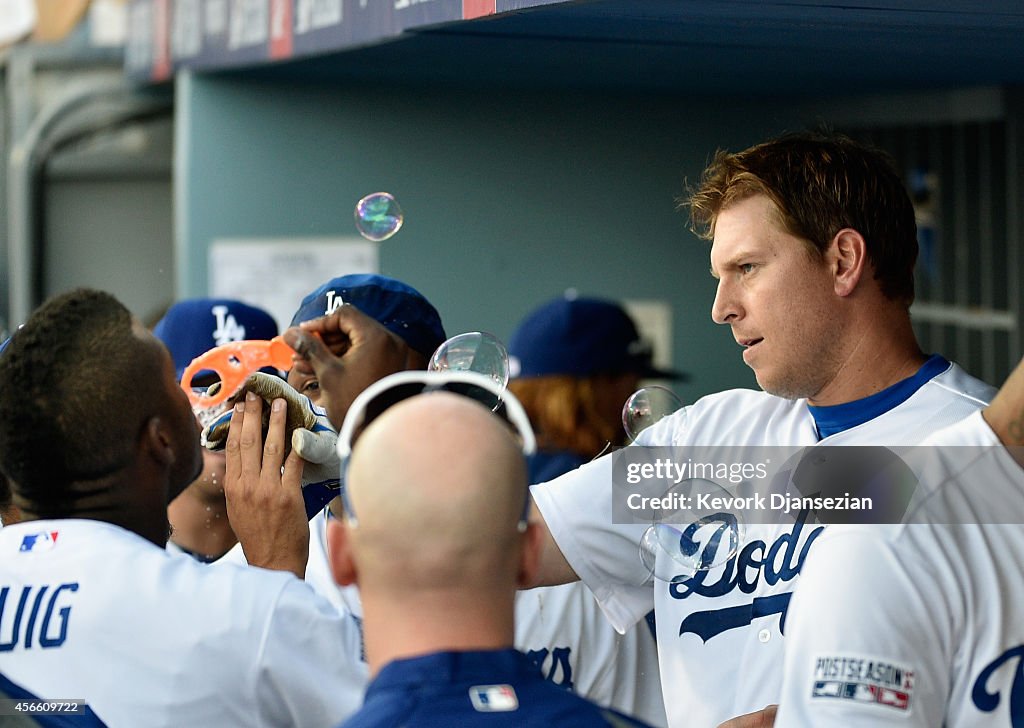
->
[209, 238, 379, 331]
[622, 298, 674, 380]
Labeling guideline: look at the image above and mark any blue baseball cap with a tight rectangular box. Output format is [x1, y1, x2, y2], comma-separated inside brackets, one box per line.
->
[508, 296, 687, 380]
[153, 298, 279, 382]
[290, 274, 446, 359]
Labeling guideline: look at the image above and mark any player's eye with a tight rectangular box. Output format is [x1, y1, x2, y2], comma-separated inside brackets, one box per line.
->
[740, 263, 756, 274]
[300, 379, 320, 394]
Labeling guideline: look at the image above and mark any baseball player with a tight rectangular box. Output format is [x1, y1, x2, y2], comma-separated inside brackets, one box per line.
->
[228, 274, 668, 725]
[0, 289, 364, 727]
[775, 357, 1024, 727]
[326, 374, 652, 727]
[523, 131, 996, 727]
[153, 297, 279, 561]
[507, 295, 687, 484]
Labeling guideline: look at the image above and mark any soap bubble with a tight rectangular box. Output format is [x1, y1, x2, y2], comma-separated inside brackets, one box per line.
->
[428, 332, 510, 411]
[638, 479, 745, 581]
[354, 192, 403, 241]
[623, 385, 683, 441]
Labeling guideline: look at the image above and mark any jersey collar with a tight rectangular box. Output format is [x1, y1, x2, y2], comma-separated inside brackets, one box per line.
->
[807, 354, 950, 440]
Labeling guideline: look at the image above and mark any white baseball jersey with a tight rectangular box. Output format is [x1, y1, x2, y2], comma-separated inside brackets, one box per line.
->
[776, 410, 1024, 727]
[303, 510, 669, 727]
[0, 519, 365, 728]
[531, 360, 993, 728]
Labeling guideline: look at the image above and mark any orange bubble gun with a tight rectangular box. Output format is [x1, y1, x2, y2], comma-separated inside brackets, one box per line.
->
[181, 335, 297, 408]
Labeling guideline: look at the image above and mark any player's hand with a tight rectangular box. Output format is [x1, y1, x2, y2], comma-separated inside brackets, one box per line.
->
[282, 304, 416, 429]
[203, 373, 342, 518]
[223, 391, 309, 578]
[203, 372, 317, 454]
[717, 705, 777, 728]
[290, 417, 344, 519]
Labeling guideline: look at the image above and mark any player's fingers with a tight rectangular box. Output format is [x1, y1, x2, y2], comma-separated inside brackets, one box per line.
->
[283, 326, 335, 370]
[223, 399, 245, 493]
[299, 304, 373, 347]
[237, 391, 265, 492]
[282, 448, 304, 492]
[260, 397, 288, 476]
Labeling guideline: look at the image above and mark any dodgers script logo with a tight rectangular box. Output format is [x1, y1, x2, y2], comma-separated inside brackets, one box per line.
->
[324, 291, 345, 316]
[211, 305, 246, 345]
[525, 646, 574, 689]
[668, 508, 823, 642]
[972, 645, 1024, 726]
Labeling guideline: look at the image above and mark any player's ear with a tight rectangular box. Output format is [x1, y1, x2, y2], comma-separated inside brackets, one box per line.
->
[143, 416, 175, 467]
[326, 517, 358, 587]
[515, 522, 543, 589]
[829, 228, 867, 297]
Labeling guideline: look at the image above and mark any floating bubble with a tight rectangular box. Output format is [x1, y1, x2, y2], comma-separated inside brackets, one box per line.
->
[638, 478, 746, 582]
[354, 192, 403, 241]
[429, 332, 509, 388]
[622, 385, 684, 441]
[428, 332, 510, 411]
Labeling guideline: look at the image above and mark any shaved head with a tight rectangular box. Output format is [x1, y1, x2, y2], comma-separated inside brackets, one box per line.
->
[346, 392, 528, 591]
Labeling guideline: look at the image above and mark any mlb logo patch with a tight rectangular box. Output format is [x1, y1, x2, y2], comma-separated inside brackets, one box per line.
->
[876, 687, 910, 710]
[811, 654, 914, 713]
[20, 531, 59, 552]
[468, 684, 519, 712]
[842, 682, 877, 703]
[811, 680, 843, 698]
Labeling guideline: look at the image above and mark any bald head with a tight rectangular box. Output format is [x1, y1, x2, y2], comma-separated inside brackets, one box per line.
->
[345, 392, 528, 591]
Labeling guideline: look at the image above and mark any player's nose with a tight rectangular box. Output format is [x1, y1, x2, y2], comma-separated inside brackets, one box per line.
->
[711, 279, 741, 324]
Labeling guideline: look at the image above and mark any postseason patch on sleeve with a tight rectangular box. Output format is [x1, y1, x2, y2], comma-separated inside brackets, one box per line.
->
[810, 654, 915, 712]
[468, 684, 519, 712]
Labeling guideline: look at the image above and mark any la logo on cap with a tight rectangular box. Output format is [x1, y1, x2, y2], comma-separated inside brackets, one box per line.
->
[324, 290, 346, 316]
[211, 305, 246, 345]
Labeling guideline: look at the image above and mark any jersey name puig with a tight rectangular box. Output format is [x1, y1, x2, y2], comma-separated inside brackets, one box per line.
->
[0, 583, 78, 650]
[668, 508, 823, 642]
[973, 645, 1024, 726]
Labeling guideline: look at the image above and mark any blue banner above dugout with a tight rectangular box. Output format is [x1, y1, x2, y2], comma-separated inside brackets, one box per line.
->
[124, 0, 569, 82]
[123, 2, 1024, 99]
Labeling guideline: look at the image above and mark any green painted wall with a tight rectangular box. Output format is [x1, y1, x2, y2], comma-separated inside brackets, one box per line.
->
[177, 74, 815, 400]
